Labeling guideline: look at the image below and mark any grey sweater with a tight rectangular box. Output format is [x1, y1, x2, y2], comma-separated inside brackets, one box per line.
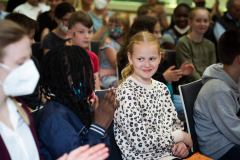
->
[193, 64, 240, 160]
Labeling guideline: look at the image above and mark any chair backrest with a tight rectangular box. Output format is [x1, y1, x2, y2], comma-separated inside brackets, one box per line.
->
[95, 90, 122, 160]
[178, 79, 203, 153]
[90, 41, 100, 56]
[165, 49, 176, 67]
[31, 42, 44, 64]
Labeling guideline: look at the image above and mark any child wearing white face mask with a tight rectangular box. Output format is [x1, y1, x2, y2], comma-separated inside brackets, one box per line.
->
[41, 2, 75, 55]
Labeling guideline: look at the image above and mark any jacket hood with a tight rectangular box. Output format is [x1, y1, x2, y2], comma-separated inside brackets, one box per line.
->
[202, 63, 240, 93]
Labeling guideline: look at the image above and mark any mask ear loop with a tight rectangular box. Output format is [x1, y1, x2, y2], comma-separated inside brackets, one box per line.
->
[0, 63, 12, 86]
[0, 63, 12, 70]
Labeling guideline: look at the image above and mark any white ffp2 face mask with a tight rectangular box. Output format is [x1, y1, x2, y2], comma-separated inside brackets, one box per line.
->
[0, 60, 40, 97]
[94, 0, 107, 10]
[174, 25, 190, 35]
[60, 22, 68, 33]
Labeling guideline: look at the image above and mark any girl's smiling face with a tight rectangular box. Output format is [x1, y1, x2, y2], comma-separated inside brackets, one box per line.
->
[189, 10, 209, 35]
[128, 42, 161, 85]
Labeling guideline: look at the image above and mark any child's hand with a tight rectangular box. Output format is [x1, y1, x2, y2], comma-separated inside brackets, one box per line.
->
[163, 65, 182, 82]
[93, 87, 120, 129]
[102, 9, 109, 26]
[181, 131, 193, 149]
[180, 61, 195, 76]
[57, 144, 109, 160]
[171, 143, 189, 158]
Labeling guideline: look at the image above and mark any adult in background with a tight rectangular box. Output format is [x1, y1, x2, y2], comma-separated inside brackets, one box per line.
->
[13, 0, 50, 20]
[214, 0, 240, 41]
[88, 0, 114, 41]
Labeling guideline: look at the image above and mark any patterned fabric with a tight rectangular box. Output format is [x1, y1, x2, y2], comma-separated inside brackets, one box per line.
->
[114, 76, 183, 160]
[109, 27, 122, 39]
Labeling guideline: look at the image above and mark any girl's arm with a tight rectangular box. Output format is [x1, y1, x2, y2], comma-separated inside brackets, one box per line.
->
[104, 47, 117, 70]
[175, 39, 201, 81]
[94, 72, 101, 90]
[41, 28, 50, 42]
[38, 114, 109, 160]
[114, 88, 183, 154]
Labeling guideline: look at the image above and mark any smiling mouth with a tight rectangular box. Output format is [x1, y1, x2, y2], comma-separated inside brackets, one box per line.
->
[143, 69, 152, 72]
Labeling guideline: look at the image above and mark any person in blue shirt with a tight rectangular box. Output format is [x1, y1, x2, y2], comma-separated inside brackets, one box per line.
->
[37, 45, 119, 160]
[214, 0, 240, 41]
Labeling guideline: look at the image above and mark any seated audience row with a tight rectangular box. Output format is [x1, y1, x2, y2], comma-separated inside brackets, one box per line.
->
[0, 19, 109, 160]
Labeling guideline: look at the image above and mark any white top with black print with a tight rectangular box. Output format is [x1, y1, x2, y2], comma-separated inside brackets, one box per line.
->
[114, 76, 183, 160]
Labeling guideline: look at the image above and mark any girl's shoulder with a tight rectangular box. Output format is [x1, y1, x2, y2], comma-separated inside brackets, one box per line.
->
[202, 37, 215, 47]
[152, 79, 169, 91]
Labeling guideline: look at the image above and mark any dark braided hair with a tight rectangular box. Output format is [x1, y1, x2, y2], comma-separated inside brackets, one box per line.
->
[40, 45, 94, 128]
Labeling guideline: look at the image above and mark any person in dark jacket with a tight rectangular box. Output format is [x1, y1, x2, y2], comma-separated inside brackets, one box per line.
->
[214, 0, 240, 41]
[38, 45, 119, 160]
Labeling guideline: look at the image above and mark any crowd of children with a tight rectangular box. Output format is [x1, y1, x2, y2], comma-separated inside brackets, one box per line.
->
[0, 0, 239, 160]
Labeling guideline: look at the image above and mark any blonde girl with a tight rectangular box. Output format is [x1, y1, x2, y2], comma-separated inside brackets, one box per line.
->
[176, 7, 216, 85]
[114, 31, 192, 160]
[99, 12, 130, 88]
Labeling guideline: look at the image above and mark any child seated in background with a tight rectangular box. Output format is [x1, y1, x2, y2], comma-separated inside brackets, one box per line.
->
[99, 12, 130, 88]
[114, 31, 192, 160]
[194, 29, 240, 160]
[176, 7, 216, 86]
[41, 2, 75, 55]
[162, 3, 191, 50]
[67, 10, 101, 90]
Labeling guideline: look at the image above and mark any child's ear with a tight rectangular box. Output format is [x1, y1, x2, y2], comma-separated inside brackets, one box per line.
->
[237, 55, 240, 64]
[66, 30, 72, 38]
[127, 52, 133, 65]
[54, 17, 60, 24]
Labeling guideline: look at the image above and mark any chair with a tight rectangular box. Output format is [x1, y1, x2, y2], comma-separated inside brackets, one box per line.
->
[179, 79, 203, 153]
[90, 41, 101, 56]
[31, 42, 44, 64]
[165, 49, 176, 67]
[95, 90, 123, 160]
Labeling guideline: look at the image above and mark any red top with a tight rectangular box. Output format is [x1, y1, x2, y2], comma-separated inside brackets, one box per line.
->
[86, 49, 99, 73]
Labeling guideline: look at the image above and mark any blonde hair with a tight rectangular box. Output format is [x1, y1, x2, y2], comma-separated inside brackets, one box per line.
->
[188, 7, 211, 33]
[98, 12, 130, 61]
[0, 19, 30, 125]
[118, 31, 161, 85]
